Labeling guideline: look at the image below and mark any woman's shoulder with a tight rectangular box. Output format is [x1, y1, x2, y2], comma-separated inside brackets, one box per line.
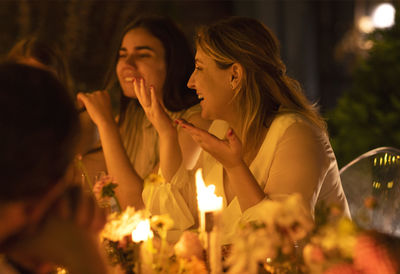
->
[171, 104, 201, 119]
[270, 111, 327, 145]
[172, 104, 211, 131]
[269, 112, 306, 135]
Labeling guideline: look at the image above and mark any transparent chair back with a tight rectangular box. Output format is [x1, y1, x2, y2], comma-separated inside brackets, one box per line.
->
[340, 147, 400, 236]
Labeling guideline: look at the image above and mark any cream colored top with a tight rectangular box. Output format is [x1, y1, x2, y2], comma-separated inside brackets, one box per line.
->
[143, 112, 350, 244]
[120, 101, 202, 179]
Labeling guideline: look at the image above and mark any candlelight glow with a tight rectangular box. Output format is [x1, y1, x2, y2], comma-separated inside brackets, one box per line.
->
[132, 219, 154, 242]
[196, 169, 223, 212]
[100, 207, 143, 242]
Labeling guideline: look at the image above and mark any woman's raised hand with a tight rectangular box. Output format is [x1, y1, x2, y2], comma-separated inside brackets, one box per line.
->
[175, 119, 244, 169]
[134, 77, 174, 136]
[76, 91, 115, 127]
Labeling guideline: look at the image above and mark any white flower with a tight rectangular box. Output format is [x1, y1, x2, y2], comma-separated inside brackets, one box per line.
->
[226, 194, 314, 274]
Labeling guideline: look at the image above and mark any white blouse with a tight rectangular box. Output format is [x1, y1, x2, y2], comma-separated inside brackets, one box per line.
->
[143, 112, 350, 244]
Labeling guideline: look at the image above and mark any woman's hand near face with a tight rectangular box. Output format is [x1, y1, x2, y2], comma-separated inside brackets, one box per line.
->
[76, 91, 115, 128]
[175, 119, 244, 169]
[134, 77, 175, 137]
[177, 119, 265, 210]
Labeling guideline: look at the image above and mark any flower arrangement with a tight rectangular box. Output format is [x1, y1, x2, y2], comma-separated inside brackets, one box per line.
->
[224, 194, 314, 274]
[224, 194, 400, 274]
[98, 173, 208, 274]
[77, 156, 400, 274]
[303, 198, 400, 274]
[100, 207, 208, 274]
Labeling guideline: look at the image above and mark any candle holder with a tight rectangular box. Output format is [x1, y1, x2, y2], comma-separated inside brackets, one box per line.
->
[205, 211, 222, 274]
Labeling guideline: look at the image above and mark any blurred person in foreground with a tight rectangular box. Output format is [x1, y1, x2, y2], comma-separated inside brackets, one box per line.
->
[5, 35, 106, 187]
[0, 63, 108, 274]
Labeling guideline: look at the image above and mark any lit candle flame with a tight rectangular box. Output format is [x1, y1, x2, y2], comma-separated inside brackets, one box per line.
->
[196, 169, 223, 212]
[132, 219, 154, 242]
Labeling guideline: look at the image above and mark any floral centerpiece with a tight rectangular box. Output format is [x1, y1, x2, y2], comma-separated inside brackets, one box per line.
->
[100, 207, 208, 274]
[224, 194, 314, 274]
[78, 154, 400, 274]
[97, 173, 207, 274]
[224, 194, 400, 274]
[303, 198, 400, 274]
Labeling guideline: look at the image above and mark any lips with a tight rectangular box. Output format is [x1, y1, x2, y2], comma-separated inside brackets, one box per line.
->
[120, 69, 139, 83]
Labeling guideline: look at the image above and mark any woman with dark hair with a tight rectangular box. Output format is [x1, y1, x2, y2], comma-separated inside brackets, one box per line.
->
[78, 15, 210, 211]
[139, 16, 350, 244]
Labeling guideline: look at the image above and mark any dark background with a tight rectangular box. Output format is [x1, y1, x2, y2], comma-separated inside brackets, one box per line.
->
[0, 0, 361, 113]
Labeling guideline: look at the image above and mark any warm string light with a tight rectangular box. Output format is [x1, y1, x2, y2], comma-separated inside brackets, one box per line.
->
[372, 153, 399, 190]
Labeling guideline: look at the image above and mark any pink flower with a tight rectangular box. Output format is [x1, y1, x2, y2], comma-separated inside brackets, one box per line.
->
[303, 244, 326, 264]
[353, 233, 398, 274]
[174, 231, 204, 261]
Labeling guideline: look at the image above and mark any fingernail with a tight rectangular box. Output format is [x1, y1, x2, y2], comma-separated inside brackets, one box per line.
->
[228, 129, 233, 136]
[174, 119, 179, 124]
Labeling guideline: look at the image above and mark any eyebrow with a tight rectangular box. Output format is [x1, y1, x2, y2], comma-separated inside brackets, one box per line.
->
[119, 46, 155, 52]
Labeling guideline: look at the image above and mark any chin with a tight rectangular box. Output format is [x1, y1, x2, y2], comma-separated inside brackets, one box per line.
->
[200, 110, 215, 121]
[121, 86, 137, 99]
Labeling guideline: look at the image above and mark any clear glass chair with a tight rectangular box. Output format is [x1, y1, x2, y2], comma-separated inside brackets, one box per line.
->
[339, 147, 400, 236]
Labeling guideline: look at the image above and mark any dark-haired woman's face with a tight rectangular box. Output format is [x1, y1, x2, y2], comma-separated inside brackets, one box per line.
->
[116, 28, 166, 101]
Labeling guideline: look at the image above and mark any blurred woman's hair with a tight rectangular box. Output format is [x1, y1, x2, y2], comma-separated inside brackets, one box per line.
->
[6, 36, 74, 95]
[195, 16, 326, 150]
[0, 63, 79, 201]
[104, 15, 199, 125]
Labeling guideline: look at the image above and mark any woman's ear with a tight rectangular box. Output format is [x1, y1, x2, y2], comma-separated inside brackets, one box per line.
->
[230, 63, 243, 90]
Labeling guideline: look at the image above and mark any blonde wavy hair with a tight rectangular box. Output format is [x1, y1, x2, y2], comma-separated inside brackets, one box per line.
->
[196, 17, 326, 151]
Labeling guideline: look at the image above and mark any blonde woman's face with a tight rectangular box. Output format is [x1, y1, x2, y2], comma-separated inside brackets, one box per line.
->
[187, 47, 234, 121]
[116, 28, 166, 100]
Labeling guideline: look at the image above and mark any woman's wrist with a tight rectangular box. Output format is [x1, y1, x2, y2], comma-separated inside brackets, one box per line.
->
[97, 119, 119, 134]
[158, 122, 178, 139]
[224, 159, 247, 174]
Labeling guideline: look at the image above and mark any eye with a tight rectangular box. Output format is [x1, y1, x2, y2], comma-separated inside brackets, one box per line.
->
[138, 53, 151, 58]
[195, 66, 202, 71]
[118, 52, 127, 59]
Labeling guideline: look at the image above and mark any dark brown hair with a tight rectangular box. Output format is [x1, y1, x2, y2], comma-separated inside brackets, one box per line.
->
[104, 15, 199, 125]
[0, 63, 79, 200]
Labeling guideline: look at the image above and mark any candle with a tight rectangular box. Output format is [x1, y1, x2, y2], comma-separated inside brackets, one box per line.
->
[195, 169, 223, 274]
[132, 219, 154, 273]
[131, 219, 153, 242]
[196, 169, 223, 231]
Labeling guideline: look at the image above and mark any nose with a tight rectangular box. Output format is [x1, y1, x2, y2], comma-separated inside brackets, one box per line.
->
[123, 54, 138, 69]
[187, 71, 195, 89]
